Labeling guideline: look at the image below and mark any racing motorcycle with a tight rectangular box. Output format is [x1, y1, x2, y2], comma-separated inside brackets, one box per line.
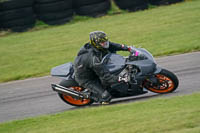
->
[51, 47, 179, 106]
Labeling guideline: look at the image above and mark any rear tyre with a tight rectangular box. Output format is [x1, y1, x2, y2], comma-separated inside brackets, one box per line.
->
[35, 0, 63, 4]
[144, 69, 179, 93]
[148, 0, 184, 5]
[0, 7, 34, 21]
[1, 15, 36, 32]
[58, 80, 94, 106]
[0, 0, 34, 11]
[114, 0, 148, 11]
[75, 0, 111, 17]
[74, 0, 105, 7]
[34, 1, 72, 13]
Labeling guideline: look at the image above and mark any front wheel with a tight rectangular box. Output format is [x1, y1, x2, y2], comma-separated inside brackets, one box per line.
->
[143, 69, 179, 93]
[58, 80, 94, 107]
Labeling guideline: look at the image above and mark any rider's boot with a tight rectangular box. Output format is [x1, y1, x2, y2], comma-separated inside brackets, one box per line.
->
[81, 89, 91, 99]
[100, 90, 112, 105]
[86, 82, 112, 104]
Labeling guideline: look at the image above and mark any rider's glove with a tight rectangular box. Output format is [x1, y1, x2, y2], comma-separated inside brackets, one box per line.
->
[128, 46, 139, 56]
[118, 75, 128, 83]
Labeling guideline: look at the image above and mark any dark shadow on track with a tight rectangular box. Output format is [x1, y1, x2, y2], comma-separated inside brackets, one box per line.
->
[64, 91, 180, 113]
[104, 91, 179, 106]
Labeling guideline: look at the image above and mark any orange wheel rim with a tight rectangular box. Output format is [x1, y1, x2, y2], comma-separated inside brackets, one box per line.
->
[147, 74, 175, 93]
[62, 87, 91, 105]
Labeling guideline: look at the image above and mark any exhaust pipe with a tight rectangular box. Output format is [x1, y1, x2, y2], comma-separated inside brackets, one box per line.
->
[51, 84, 84, 99]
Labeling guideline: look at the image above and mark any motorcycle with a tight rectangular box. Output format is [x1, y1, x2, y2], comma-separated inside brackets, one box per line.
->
[51, 47, 179, 106]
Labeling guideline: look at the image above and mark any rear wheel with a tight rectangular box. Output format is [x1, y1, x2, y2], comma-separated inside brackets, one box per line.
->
[58, 80, 93, 106]
[143, 69, 179, 93]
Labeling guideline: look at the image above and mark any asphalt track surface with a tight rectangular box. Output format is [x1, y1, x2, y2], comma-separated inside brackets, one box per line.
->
[0, 52, 200, 123]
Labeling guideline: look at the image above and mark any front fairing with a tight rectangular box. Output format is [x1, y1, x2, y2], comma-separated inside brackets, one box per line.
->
[103, 48, 157, 75]
[126, 48, 157, 75]
[50, 48, 159, 80]
[137, 48, 155, 63]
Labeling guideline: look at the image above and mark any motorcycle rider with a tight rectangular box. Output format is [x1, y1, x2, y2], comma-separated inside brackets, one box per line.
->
[73, 31, 137, 104]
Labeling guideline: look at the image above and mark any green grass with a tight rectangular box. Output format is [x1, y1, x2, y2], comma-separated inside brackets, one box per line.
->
[0, 0, 200, 82]
[0, 93, 200, 133]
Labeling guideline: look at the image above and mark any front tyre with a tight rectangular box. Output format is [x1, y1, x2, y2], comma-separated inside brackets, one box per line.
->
[144, 69, 179, 93]
[58, 80, 94, 107]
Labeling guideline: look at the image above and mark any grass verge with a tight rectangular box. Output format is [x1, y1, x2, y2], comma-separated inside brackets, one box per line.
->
[0, 0, 200, 82]
[0, 93, 200, 133]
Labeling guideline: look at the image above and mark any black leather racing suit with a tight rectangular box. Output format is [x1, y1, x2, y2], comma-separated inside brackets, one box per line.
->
[74, 42, 129, 102]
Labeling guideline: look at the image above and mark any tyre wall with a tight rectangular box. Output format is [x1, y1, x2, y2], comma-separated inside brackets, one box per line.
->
[34, 0, 73, 25]
[148, 0, 184, 5]
[113, 0, 148, 12]
[0, 0, 36, 32]
[0, 0, 184, 32]
[74, 0, 111, 17]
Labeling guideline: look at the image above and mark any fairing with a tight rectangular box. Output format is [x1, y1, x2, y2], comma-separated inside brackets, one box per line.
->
[51, 48, 160, 79]
[104, 54, 126, 73]
[51, 62, 74, 80]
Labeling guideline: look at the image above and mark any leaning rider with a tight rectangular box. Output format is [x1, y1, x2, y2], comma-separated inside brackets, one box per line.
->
[73, 31, 136, 104]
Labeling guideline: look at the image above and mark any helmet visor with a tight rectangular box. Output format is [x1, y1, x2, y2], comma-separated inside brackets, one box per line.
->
[100, 41, 109, 49]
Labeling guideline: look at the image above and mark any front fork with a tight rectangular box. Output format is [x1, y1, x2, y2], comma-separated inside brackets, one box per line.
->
[142, 66, 163, 88]
[137, 66, 162, 87]
[154, 66, 162, 74]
